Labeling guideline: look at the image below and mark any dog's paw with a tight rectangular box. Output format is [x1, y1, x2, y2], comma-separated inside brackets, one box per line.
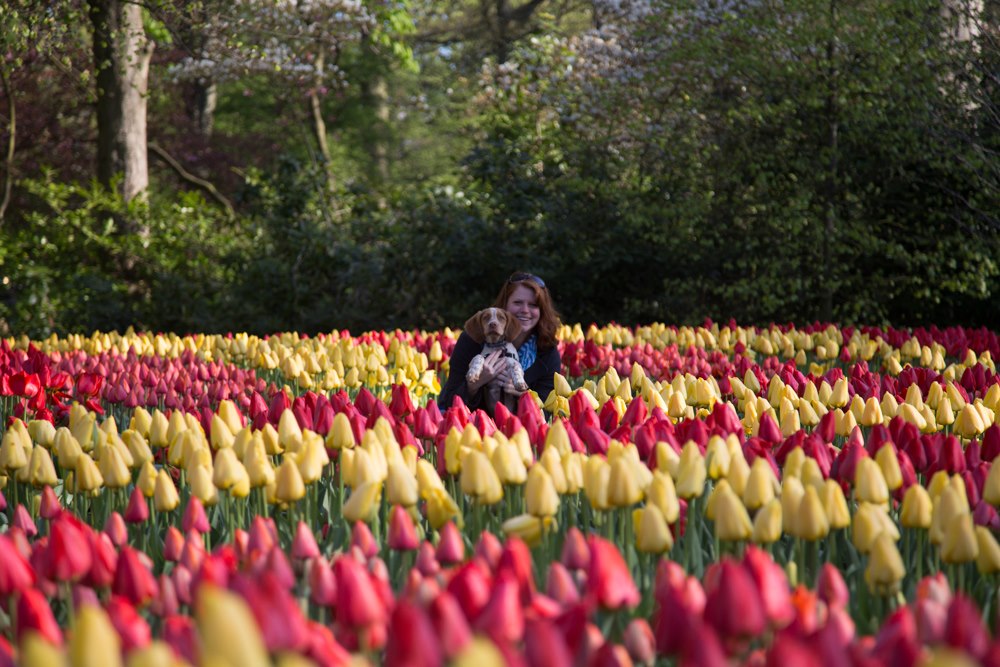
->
[467, 370, 482, 384]
[514, 380, 529, 393]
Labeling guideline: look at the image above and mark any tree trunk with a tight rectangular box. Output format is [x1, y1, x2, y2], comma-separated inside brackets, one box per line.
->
[309, 50, 336, 192]
[362, 72, 391, 186]
[188, 79, 217, 137]
[821, 0, 840, 324]
[0, 63, 14, 224]
[89, 0, 154, 204]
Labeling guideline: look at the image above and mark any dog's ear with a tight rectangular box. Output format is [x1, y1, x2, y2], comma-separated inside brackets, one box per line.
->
[464, 310, 486, 343]
[504, 311, 523, 342]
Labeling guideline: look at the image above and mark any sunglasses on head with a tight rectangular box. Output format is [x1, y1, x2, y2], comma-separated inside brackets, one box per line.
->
[508, 272, 546, 289]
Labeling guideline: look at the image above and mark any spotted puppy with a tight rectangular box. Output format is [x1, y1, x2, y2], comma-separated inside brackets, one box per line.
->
[464, 307, 529, 414]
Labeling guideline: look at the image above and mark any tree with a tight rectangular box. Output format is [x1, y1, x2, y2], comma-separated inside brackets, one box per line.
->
[89, 0, 154, 204]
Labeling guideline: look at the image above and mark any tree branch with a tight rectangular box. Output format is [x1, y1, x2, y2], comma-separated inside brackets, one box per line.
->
[148, 142, 235, 217]
[0, 64, 14, 225]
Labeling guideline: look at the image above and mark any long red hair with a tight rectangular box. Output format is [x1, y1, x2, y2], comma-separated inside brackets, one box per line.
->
[492, 274, 561, 352]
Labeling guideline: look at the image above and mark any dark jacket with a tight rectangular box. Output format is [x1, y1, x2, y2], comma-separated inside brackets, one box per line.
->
[437, 331, 561, 413]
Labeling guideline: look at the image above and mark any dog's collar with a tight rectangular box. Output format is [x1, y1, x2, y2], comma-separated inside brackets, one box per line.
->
[483, 340, 518, 359]
[482, 340, 507, 349]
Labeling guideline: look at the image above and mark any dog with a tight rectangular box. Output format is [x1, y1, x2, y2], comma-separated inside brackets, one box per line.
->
[464, 307, 529, 416]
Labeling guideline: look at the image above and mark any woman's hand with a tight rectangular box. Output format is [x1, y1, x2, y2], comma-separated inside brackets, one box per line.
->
[467, 349, 509, 393]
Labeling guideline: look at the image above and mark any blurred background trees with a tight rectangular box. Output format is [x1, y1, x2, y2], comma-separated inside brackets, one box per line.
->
[0, 0, 998, 338]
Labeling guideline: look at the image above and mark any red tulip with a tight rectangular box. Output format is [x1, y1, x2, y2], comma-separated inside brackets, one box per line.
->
[545, 561, 580, 606]
[350, 521, 379, 560]
[424, 593, 470, 659]
[13, 504, 37, 538]
[305, 621, 352, 667]
[105, 595, 152, 652]
[679, 620, 728, 667]
[182, 497, 210, 534]
[944, 594, 990, 659]
[447, 559, 493, 621]
[232, 571, 310, 652]
[149, 574, 179, 617]
[309, 557, 338, 607]
[83, 531, 118, 589]
[162, 614, 199, 665]
[75, 371, 103, 397]
[742, 546, 793, 629]
[384, 600, 443, 667]
[590, 643, 634, 667]
[16, 588, 62, 646]
[623, 618, 655, 666]
[247, 515, 276, 559]
[39, 486, 61, 520]
[0, 533, 34, 596]
[475, 570, 525, 643]
[872, 606, 920, 667]
[436, 521, 465, 565]
[334, 555, 388, 629]
[560, 527, 591, 571]
[45, 514, 92, 582]
[387, 505, 419, 552]
[103, 512, 128, 548]
[415, 541, 440, 577]
[703, 559, 765, 642]
[524, 617, 574, 667]
[163, 526, 185, 562]
[765, 633, 823, 667]
[475, 530, 503, 571]
[816, 562, 849, 611]
[113, 546, 159, 607]
[124, 487, 149, 524]
[9, 371, 41, 398]
[498, 536, 537, 604]
[586, 535, 639, 610]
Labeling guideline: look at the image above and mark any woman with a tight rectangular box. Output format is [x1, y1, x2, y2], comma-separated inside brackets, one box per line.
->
[437, 272, 562, 414]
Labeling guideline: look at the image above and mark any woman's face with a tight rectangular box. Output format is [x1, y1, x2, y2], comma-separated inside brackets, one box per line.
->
[506, 285, 541, 335]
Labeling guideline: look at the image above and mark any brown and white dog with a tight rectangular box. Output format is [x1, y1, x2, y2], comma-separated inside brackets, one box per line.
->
[464, 307, 529, 415]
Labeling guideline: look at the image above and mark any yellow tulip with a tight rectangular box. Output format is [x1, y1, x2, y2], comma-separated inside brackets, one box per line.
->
[900, 484, 933, 529]
[343, 480, 382, 524]
[295, 434, 329, 485]
[244, 439, 276, 488]
[853, 502, 889, 554]
[647, 470, 680, 523]
[865, 533, 905, 595]
[874, 445, 903, 492]
[954, 404, 986, 439]
[854, 458, 889, 506]
[27, 446, 58, 487]
[941, 513, 978, 564]
[196, 585, 270, 667]
[743, 457, 778, 510]
[608, 456, 643, 508]
[274, 459, 306, 504]
[930, 484, 969, 545]
[976, 526, 1000, 575]
[154, 469, 180, 512]
[27, 420, 56, 448]
[713, 484, 753, 542]
[794, 486, 829, 541]
[213, 448, 248, 491]
[461, 450, 504, 505]
[71, 604, 123, 667]
[386, 461, 419, 507]
[675, 442, 706, 499]
[655, 441, 680, 479]
[635, 504, 674, 554]
[74, 454, 104, 493]
[526, 465, 559, 517]
[751, 499, 783, 544]
[0, 430, 27, 472]
[704, 436, 731, 479]
[19, 631, 67, 667]
[425, 487, 463, 530]
[860, 397, 884, 427]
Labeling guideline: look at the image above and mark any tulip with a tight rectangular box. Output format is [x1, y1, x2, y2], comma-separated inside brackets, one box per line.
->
[19, 632, 67, 667]
[743, 457, 778, 510]
[275, 458, 306, 504]
[342, 480, 381, 524]
[751, 498, 783, 544]
[0, 430, 28, 472]
[425, 487, 463, 530]
[502, 514, 551, 548]
[334, 556, 388, 630]
[17, 588, 63, 646]
[73, 453, 104, 493]
[901, 484, 933, 529]
[461, 450, 504, 505]
[635, 504, 673, 554]
[98, 444, 131, 488]
[704, 558, 766, 640]
[855, 457, 890, 506]
[46, 515, 93, 582]
[712, 483, 752, 542]
[154, 469, 180, 512]
[587, 534, 640, 609]
[525, 464, 559, 517]
[388, 504, 420, 551]
[27, 446, 58, 487]
[865, 533, 905, 594]
[794, 485, 830, 541]
[974, 525, 1000, 574]
[941, 513, 978, 564]
[675, 442, 707, 499]
[386, 461, 419, 507]
[196, 584, 270, 667]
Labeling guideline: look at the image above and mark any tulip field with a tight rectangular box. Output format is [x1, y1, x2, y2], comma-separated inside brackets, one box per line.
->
[4, 323, 1000, 666]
